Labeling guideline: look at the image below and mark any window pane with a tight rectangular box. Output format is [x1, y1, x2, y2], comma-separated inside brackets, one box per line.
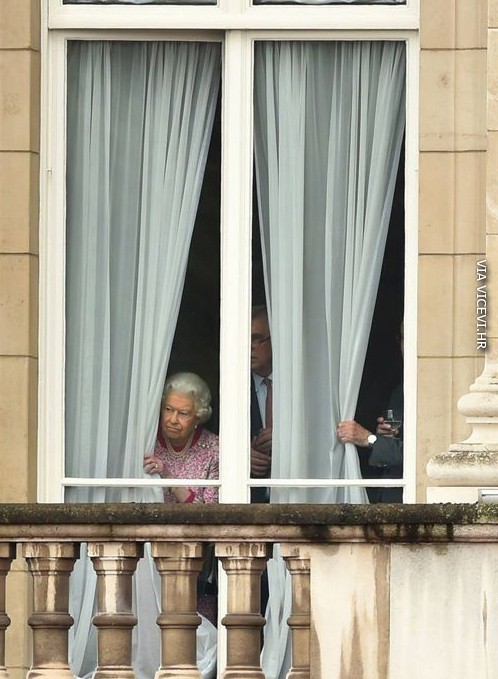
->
[248, 485, 405, 503]
[64, 0, 216, 5]
[254, 0, 405, 4]
[252, 41, 406, 503]
[65, 40, 221, 495]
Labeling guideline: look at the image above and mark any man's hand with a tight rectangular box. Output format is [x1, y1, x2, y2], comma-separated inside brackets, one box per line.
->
[252, 427, 272, 454]
[376, 417, 398, 438]
[336, 420, 372, 447]
[251, 448, 271, 477]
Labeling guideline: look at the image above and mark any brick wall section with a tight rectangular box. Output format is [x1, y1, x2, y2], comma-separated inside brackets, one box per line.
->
[0, 0, 39, 504]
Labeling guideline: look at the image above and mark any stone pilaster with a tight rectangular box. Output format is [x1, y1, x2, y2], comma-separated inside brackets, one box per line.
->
[281, 545, 310, 679]
[150, 542, 204, 679]
[217, 542, 271, 679]
[23, 542, 79, 679]
[88, 542, 143, 679]
[427, 1, 498, 496]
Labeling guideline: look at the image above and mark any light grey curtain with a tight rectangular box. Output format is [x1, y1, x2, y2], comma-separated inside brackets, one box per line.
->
[254, 40, 405, 503]
[256, 0, 404, 4]
[65, 40, 220, 677]
[66, 0, 215, 4]
[65, 0, 403, 4]
[254, 40, 405, 677]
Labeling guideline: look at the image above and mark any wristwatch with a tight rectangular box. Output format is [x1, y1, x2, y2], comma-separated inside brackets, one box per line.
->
[367, 434, 377, 447]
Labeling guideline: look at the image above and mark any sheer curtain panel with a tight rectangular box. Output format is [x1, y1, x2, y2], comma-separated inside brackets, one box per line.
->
[65, 0, 216, 4]
[255, 1, 405, 4]
[254, 40, 406, 503]
[65, 40, 220, 677]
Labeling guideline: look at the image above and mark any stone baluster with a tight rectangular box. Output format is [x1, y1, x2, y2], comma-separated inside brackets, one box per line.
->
[281, 545, 311, 679]
[22, 542, 79, 679]
[88, 542, 143, 679]
[150, 542, 204, 679]
[217, 542, 271, 679]
[0, 544, 15, 679]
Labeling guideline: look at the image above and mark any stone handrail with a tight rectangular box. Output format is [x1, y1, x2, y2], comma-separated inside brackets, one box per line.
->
[0, 502, 497, 542]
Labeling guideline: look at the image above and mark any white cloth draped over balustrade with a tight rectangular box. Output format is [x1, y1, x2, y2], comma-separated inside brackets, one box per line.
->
[65, 40, 220, 678]
[254, 40, 406, 677]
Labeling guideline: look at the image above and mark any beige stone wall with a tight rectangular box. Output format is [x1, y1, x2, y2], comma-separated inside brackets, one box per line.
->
[0, 0, 39, 505]
[417, 0, 488, 500]
[0, 1, 39, 674]
[489, 2, 498, 341]
[311, 540, 498, 677]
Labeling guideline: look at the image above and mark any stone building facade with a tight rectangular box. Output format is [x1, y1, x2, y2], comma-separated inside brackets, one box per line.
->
[0, 0, 497, 675]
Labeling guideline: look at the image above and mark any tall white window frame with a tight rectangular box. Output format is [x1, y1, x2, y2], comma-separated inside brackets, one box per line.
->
[39, 0, 420, 504]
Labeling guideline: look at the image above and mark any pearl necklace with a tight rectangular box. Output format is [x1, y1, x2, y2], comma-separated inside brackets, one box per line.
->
[164, 430, 196, 458]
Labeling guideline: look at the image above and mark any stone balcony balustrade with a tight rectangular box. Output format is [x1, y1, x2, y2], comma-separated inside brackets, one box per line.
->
[0, 503, 497, 679]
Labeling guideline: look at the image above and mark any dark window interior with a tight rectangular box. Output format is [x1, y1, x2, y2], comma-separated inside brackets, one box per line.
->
[167, 99, 222, 432]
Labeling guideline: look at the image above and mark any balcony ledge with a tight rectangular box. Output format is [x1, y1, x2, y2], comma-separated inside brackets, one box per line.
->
[0, 502, 497, 544]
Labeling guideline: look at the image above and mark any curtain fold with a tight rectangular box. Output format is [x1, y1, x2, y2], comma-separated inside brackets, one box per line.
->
[254, 40, 405, 504]
[66, 0, 216, 4]
[254, 40, 405, 677]
[65, 40, 220, 677]
[65, 0, 403, 4]
[255, 0, 404, 4]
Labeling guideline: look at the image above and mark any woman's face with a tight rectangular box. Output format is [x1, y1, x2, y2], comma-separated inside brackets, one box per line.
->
[161, 391, 199, 447]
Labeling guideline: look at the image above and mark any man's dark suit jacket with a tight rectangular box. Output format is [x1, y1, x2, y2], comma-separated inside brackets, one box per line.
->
[365, 384, 403, 503]
[250, 374, 269, 503]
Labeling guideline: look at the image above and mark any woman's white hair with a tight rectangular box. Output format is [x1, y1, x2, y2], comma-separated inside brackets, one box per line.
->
[162, 372, 212, 424]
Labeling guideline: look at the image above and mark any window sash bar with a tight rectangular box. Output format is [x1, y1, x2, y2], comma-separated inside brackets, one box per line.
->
[48, 0, 419, 31]
[62, 478, 406, 488]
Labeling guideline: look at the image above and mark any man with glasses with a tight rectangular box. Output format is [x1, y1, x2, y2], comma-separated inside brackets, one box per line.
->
[250, 305, 273, 503]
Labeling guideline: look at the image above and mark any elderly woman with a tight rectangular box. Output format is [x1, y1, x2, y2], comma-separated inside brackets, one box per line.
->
[144, 372, 219, 626]
[144, 372, 219, 503]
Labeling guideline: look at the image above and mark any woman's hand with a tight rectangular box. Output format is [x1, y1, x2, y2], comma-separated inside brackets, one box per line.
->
[144, 457, 196, 502]
[143, 455, 164, 475]
[170, 487, 195, 503]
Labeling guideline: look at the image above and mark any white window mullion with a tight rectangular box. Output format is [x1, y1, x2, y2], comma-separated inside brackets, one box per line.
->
[48, 0, 418, 31]
[38, 31, 67, 503]
[219, 31, 254, 503]
[48, 3, 221, 31]
[402, 34, 419, 503]
[218, 0, 248, 12]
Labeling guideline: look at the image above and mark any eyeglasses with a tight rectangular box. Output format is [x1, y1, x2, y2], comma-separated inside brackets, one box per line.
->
[251, 334, 271, 347]
[163, 405, 195, 421]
